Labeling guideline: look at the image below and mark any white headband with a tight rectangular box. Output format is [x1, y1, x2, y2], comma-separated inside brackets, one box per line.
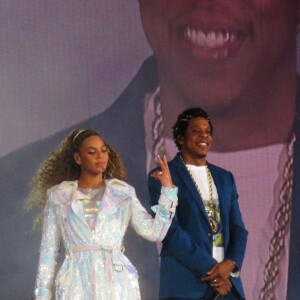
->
[72, 130, 86, 143]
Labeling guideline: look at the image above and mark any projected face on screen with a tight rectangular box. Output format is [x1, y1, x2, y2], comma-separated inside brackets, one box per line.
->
[139, 0, 299, 113]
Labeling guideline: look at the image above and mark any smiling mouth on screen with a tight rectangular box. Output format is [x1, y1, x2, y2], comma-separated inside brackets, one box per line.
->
[177, 26, 249, 60]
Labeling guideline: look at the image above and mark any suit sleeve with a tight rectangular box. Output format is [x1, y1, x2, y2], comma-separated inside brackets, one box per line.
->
[224, 173, 248, 269]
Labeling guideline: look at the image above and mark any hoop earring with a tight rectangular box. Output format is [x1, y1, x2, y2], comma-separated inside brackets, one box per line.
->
[106, 159, 116, 178]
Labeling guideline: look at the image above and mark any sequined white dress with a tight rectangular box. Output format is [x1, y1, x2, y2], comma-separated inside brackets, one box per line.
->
[35, 179, 177, 300]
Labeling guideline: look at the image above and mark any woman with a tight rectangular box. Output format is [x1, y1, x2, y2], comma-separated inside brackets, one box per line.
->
[27, 129, 177, 300]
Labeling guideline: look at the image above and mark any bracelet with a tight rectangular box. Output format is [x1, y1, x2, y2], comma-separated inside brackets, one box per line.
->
[232, 260, 237, 271]
[229, 260, 240, 278]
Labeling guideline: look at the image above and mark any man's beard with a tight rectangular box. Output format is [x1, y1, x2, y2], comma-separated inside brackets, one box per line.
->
[195, 153, 206, 160]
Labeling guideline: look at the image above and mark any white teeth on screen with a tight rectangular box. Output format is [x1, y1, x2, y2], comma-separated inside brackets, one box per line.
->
[184, 27, 236, 48]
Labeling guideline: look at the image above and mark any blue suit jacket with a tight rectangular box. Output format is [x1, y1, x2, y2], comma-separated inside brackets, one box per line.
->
[148, 154, 248, 299]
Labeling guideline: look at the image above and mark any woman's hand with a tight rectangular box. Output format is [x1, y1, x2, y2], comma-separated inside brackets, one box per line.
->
[150, 155, 173, 188]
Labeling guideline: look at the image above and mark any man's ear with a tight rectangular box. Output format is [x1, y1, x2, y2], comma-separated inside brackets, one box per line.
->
[178, 135, 184, 146]
[73, 153, 81, 165]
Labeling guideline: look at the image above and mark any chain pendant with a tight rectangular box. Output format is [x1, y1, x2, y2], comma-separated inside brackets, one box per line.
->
[180, 155, 220, 234]
[206, 205, 220, 234]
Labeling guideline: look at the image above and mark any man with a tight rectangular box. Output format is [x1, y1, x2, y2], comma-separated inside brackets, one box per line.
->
[0, 1, 299, 299]
[148, 108, 248, 300]
[138, 1, 300, 299]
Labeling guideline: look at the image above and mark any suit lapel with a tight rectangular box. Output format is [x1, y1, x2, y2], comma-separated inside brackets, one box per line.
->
[98, 179, 126, 211]
[70, 183, 92, 229]
[172, 154, 210, 225]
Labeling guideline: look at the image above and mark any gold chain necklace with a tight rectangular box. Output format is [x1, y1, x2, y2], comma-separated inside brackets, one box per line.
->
[259, 132, 296, 299]
[180, 155, 220, 234]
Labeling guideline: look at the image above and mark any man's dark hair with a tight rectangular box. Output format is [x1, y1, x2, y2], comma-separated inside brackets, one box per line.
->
[172, 107, 213, 150]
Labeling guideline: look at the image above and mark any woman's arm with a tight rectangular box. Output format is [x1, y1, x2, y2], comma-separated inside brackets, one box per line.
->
[35, 189, 62, 300]
[130, 185, 177, 242]
[130, 155, 178, 241]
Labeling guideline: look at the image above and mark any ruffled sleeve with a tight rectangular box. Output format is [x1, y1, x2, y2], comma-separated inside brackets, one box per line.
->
[130, 186, 178, 242]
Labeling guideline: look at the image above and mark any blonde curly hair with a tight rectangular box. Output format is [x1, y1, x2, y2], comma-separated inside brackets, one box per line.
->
[25, 129, 126, 228]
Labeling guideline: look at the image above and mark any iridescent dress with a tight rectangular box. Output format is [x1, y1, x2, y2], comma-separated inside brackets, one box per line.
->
[35, 179, 177, 300]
